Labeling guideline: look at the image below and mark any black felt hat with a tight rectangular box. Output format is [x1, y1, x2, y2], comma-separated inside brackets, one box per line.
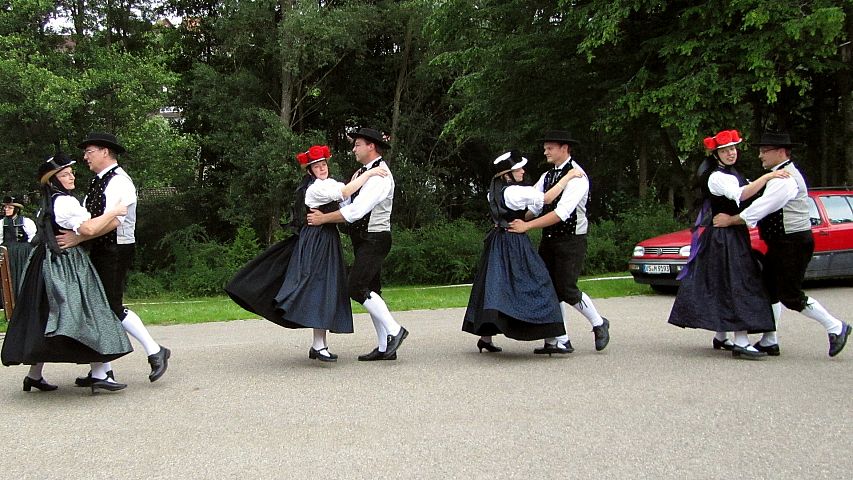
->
[37, 152, 76, 185]
[754, 132, 801, 148]
[2, 195, 24, 209]
[77, 132, 126, 154]
[538, 130, 581, 146]
[348, 127, 391, 150]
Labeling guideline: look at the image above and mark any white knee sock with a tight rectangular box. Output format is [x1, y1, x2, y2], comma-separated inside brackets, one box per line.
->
[312, 329, 327, 350]
[90, 362, 112, 381]
[547, 303, 573, 345]
[733, 331, 749, 348]
[363, 292, 401, 337]
[761, 303, 782, 346]
[122, 309, 160, 356]
[371, 316, 388, 352]
[571, 293, 603, 327]
[801, 298, 842, 334]
[27, 363, 45, 379]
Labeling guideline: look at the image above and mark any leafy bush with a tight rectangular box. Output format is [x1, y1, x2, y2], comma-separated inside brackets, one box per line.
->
[385, 219, 487, 284]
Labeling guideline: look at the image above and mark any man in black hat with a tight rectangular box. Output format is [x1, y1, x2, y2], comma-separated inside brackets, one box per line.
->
[306, 127, 408, 361]
[508, 130, 611, 354]
[57, 132, 172, 381]
[713, 132, 850, 357]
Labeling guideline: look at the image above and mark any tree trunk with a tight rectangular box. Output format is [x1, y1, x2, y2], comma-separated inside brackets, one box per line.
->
[390, 17, 414, 159]
[637, 138, 647, 198]
[842, 5, 853, 185]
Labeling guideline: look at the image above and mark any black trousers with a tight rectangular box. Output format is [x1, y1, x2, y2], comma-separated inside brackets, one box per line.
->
[762, 231, 813, 312]
[348, 230, 391, 304]
[89, 243, 136, 320]
[538, 234, 587, 305]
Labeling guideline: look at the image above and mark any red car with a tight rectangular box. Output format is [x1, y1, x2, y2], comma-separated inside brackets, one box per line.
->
[628, 189, 853, 292]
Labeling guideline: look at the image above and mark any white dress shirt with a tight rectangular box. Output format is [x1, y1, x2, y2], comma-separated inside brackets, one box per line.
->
[738, 164, 799, 228]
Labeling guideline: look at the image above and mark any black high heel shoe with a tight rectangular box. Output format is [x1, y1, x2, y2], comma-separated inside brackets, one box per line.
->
[309, 347, 338, 362]
[713, 338, 735, 351]
[477, 339, 502, 353]
[22, 376, 58, 392]
[90, 378, 128, 394]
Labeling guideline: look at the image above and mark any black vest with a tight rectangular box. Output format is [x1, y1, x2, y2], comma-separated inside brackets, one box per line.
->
[348, 159, 382, 233]
[701, 165, 752, 216]
[1, 217, 29, 243]
[84, 165, 120, 249]
[488, 183, 527, 228]
[542, 161, 579, 237]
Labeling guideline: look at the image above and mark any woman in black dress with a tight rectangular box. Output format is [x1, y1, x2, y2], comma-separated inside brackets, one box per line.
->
[668, 129, 788, 359]
[1, 195, 37, 306]
[226, 145, 386, 362]
[462, 151, 580, 353]
[1, 152, 133, 392]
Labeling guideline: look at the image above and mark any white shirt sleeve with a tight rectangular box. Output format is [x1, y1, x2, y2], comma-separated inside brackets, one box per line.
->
[53, 195, 92, 233]
[102, 173, 137, 224]
[738, 177, 798, 228]
[553, 175, 589, 221]
[305, 179, 345, 208]
[503, 185, 544, 212]
[339, 175, 393, 224]
[528, 173, 548, 216]
[23, 217, 37, 242]
[707, 171, 744, 206]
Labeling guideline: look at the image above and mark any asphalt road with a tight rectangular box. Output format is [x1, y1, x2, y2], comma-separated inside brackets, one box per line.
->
[1, 287, 850, 479]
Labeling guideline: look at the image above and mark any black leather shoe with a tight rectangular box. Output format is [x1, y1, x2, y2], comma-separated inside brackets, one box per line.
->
[309, 347, 338, 362]
[90, 379, 127, 393]
[358, 348, 396, 361]
[148, 346, 171, 382]
[713, 338, 735, 351]
[753, 342, 780, 356]
[593, 318, 610, 351]
[23, 376, 58, 392]
[828, 322, 850, 357]
[732, 344, 767, 360]
[477, 338, 502, 353]
[533, 341, 573, 356]
[385, 326, 409, 357]
[75, 370, 115, 387]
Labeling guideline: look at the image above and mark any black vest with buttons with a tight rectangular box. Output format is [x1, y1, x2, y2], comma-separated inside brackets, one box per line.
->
[84, 165, 120, 249]
[542, 161, 579, 238]
[348, 159, 382, 233]
[1, 217, 28, 243]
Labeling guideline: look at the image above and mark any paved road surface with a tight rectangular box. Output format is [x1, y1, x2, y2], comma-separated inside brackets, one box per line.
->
[1, 288, 850, 479]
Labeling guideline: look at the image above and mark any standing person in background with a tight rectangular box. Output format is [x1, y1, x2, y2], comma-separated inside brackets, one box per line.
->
[1, 195, 37, 304]
[713, 132, 850, 358]
[463, 151, 582, 353]
[56, 132, 170, 384]
[668, 129, 786, 359]
[306, 128, 408, 361]
[508, 130, 611, 355]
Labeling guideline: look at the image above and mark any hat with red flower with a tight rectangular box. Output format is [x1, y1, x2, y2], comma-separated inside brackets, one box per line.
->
[703, 129, 742, 151]
[296, 145, 332, 169]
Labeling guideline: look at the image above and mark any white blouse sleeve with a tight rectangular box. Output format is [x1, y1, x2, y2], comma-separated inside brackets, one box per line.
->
[707, 171, 744, 205]
[305, 179, 345, 208]
[23, 217, 37, 242]
[52, 195, 92, 233]
[504, 185, 545, 212]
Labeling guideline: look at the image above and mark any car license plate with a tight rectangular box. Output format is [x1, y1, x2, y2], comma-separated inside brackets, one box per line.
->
[644, 265, 670, 274]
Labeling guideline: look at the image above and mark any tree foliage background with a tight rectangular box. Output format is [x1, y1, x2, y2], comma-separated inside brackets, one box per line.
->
[1, 0, 851, 290]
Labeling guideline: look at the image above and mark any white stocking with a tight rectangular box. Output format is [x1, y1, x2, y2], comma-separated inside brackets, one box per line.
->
[122, 309, 160, 355]
[571, 293, 604, 327]
[801, 298, 842, 334]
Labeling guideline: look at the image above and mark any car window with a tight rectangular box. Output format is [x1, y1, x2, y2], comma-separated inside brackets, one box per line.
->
[808, 197, 821, 226]
[821, 195, 853, 224]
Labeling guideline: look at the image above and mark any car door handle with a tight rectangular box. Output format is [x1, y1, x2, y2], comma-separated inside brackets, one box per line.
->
[819, 231, 830, 236]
